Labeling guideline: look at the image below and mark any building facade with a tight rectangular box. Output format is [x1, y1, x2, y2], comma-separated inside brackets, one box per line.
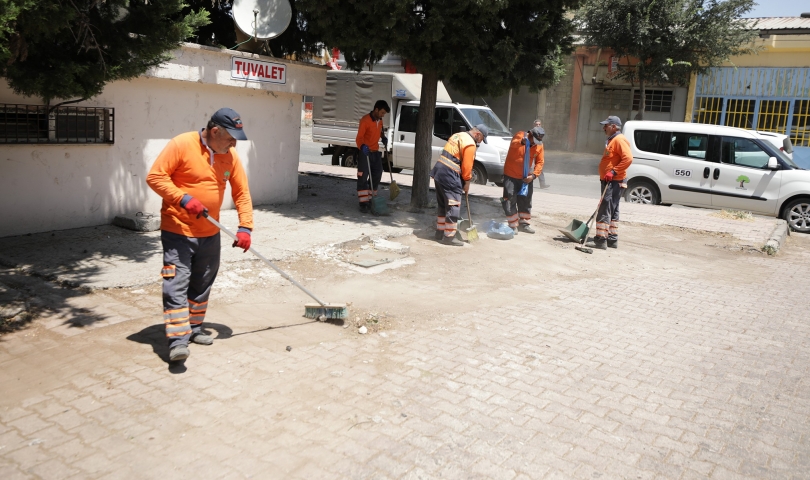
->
[0, 44, 326, 237]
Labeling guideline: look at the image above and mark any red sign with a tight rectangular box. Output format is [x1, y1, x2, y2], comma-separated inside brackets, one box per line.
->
[231, 57, 286, 84]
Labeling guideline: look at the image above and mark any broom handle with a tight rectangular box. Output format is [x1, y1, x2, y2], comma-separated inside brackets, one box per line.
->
[465, 192, 473, 226]
[385, 151, 395, 183]
[203, 213, 327, 307]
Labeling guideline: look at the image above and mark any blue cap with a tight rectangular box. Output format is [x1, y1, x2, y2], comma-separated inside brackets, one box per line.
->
[599, 116, 622, 127]
[474, 124, 489, 144]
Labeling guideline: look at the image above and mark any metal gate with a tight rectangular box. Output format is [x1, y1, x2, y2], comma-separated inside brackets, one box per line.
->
[692, 67, 810, 166]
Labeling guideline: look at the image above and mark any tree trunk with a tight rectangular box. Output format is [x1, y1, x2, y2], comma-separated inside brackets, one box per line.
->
[410, 70, 439, 211]
[635, 68, 645, 120]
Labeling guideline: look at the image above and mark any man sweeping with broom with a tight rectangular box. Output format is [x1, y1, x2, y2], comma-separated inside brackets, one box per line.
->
[501, 126, 545, 234]
[587, 116, 633, 250]
[431, 124, 488, 246]
[356, 100, 390, 213]
[146, 108, 254, 362]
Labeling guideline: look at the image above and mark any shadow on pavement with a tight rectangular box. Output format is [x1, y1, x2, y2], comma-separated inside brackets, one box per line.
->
[126, 322, 233, 373]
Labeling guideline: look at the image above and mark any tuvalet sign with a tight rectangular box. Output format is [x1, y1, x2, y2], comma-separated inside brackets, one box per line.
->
[231, 57, 286, 84]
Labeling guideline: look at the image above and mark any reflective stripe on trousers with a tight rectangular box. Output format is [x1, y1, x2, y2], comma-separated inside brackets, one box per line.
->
[161, 230, 220, 348]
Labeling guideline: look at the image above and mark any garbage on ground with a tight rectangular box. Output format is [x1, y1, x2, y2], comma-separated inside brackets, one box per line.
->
[481, 220, 514, 240]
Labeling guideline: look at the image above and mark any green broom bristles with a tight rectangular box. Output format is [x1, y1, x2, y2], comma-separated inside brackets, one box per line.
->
[304, 303, 349, 320]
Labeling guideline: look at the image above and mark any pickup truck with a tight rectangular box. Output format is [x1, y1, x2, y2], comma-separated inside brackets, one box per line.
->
[312, 71, 512, 185]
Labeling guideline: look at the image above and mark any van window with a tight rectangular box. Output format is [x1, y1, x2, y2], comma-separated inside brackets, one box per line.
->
[434, 107, 453, 140]
[398, 106, 419, 133]
[670, 132, 709, 160]
[720, 136, 771, 169]
[634, 130, 662, 153]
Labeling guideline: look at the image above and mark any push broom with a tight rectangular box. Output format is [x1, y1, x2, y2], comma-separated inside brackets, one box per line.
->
[203, 213, 348, 321]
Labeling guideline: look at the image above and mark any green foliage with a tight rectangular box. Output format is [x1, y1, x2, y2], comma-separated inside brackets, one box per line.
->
[299, 0, 579, 97]
[1, 1, 210, 104]
[577, 0, 758, 88]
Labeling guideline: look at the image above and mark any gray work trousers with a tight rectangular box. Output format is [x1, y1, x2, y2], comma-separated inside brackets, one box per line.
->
[160, 230, 220, 348]
[595, 180, 623, 242]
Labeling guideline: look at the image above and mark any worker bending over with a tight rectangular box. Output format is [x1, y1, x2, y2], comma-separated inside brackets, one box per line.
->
[430, 124, 488, 246]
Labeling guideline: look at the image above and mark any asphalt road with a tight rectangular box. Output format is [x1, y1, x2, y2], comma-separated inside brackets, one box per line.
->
[299, 138, 603, 199]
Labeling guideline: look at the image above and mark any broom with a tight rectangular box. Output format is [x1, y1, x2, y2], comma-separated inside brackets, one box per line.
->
[464, 192, 479, 242]
[385, 152, 400, 200]
[203, 213, 348, 321]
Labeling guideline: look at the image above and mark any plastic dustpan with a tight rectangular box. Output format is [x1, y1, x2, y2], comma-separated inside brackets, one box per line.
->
[558, 218, 589, 243]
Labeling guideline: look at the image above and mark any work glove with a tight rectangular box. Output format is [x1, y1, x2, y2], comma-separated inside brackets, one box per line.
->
[381, 136, 388, 148]
[360, 144, 370, 155]
[180, 195, 208, 218]
[233, 227, 251, 252]
[463, 180, 470, 194]
[523, 174, 535, 184]
[604, 170, 615, 182]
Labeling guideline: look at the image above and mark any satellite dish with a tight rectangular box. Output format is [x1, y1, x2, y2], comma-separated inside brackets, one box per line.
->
[232, 0, 292, 40]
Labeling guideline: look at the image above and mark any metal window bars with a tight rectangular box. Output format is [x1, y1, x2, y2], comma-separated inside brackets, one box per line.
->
[0, 104, 114, 144]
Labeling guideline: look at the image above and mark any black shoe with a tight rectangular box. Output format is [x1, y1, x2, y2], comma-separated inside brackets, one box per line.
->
[607, 240, 618, 249]
[440, 235, 464, 247]
[359, 203, 370, 213]
[586, 238, 607, 250]
[434, 230, 444, 241]
[519, 224, 536, 234]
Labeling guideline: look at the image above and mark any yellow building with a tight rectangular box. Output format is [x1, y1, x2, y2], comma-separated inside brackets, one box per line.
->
[686, 17, 810, 166]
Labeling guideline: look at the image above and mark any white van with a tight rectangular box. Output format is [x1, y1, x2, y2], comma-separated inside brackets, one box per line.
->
[622, 121, 810, 233]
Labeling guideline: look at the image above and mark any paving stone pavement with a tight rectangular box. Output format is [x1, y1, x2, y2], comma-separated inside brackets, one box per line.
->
[1, 235, 808, 479]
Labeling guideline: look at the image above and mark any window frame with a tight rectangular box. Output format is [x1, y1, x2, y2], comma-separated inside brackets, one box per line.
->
[0, 104, 114, 145]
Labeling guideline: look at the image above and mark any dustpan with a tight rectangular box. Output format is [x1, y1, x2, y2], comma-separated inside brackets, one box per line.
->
[367, 154, 389, 215]
[460, 193, 479, 242]
[558, 219, 589, 243]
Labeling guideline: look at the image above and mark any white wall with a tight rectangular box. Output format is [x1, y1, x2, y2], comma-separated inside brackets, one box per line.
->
[0, 44, 326, 237]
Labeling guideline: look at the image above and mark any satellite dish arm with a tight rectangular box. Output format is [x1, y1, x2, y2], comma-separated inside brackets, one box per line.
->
[230, 9, 259, 50]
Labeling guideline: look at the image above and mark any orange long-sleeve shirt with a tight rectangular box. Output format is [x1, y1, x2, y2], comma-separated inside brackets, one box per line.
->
[146, 131, 254, 238]
[600, 133, 633, 180]
[503, 131, 544, 180]
[440, 132, 477, 181]
[355, 113, 383, 152]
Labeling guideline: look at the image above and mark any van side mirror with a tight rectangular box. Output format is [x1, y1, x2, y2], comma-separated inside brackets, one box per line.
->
[767, 157, 778, 170]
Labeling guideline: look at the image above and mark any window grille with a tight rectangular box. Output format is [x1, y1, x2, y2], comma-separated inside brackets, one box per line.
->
[756, 100, 790, 134]
[693, 97, 724, 125]
[593, 88, 632, 111]
[632, 90, 673, 112]
[791, 100, 810, 147]
[0, 104, 114, 144]
[723, 99, 755, 129]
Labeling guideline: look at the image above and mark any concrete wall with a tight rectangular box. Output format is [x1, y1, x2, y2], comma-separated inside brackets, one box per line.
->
[445, 56, 576, 151]
[0, 44, 326, 237]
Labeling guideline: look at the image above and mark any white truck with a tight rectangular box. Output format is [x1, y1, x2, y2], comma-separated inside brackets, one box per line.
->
[312, 71, 512, 185]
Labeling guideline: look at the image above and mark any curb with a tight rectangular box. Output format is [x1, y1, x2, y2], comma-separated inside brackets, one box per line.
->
[762, 220, 789, 256]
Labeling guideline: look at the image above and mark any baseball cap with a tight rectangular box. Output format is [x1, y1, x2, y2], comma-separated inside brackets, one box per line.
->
[599, 116, 622, 127]
[474, 124, 489, 144]
[211, 108, 247, 141]
[530, 126, 545, 140]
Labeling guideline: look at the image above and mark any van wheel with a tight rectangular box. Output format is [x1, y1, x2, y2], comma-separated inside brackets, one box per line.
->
[471, 163, 488, 185]
[783, 197, 810, 233]
[625, 180, 660, 205]
[331, 147, 344, 166]
[341, 149, 358, 169]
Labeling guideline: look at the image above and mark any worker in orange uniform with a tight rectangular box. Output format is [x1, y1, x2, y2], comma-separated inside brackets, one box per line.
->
[146, 108, 254, 362]
[588, 116, 633, 250]
[501, 126, 545, 234]
[430, 124, 488, 246]
[356, 100, 390, 213]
